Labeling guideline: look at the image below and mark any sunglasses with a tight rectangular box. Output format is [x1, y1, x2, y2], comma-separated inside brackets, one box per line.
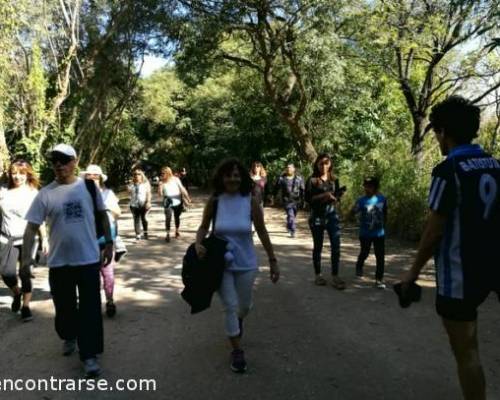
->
[50, 153, 74, 165]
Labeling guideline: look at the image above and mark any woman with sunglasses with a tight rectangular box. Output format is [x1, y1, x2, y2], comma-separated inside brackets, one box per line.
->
[305, 153, 346, 290]
[0, 160, 47, 321]
[128, 168, 151, 241]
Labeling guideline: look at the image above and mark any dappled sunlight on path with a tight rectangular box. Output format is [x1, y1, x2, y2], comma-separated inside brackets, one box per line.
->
[0, 190, 498, 399]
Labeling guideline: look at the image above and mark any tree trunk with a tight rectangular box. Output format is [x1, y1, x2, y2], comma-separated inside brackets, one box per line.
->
[411, 115, 425, 166]
[0, 109, 9, 173]
[286, 120, 318, 163]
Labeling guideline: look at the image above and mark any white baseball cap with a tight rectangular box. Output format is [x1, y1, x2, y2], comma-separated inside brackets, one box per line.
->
[80, 164, 108, 182]
[51, 144, 77, 158]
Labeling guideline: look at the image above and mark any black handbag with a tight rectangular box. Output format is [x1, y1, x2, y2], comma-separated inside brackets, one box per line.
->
[181, 197, 228, 313]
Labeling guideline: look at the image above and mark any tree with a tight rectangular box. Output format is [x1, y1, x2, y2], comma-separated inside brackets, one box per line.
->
[366, 0, 500, 159]
[167, 0, 354, 162]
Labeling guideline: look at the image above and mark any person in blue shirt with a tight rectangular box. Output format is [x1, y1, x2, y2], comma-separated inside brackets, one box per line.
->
[400, 96, 500, 400]
[351, 177, 387, 288]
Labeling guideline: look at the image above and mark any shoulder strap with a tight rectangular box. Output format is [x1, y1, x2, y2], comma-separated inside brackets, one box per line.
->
[211, 196, 219, 234]
[84, 179, 98, 213]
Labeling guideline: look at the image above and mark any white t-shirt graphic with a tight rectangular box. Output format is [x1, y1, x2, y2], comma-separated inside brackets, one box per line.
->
[26, 178, 106, 267]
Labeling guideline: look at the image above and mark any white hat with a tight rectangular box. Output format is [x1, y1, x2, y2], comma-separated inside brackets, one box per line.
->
[51, 144, 77, 158]
[80, 164, 108, 182]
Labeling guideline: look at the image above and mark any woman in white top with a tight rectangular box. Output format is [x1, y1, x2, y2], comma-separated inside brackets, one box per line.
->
[195, 158, 280, 373]
[82, 165, 121, 318]
[0, 160, 47, 321]
[159, 166, 191, 242]
[127, 168, 151, 241]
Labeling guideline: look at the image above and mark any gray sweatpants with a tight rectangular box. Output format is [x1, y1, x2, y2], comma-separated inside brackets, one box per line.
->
[218, 269, 258, 337]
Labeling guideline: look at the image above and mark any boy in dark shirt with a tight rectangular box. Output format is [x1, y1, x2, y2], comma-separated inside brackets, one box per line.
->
[400, 96, 500, 400]
[274, 163, 305, 238]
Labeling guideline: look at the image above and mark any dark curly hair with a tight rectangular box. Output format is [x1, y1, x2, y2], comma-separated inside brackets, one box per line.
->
[312, 153, 336, 181]
[212, 158, 254, 196]
[429, 96, 480, 144]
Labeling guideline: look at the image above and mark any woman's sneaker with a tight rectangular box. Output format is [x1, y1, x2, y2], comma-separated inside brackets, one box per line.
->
[21, 306, 33, 322]
[230, 349, 247, 373]
[105, 300, 116, 318]
[375, 280, 386, 289]
[11, 293, 22, 313]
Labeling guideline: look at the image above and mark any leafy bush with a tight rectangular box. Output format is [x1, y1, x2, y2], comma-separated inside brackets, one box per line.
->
[339, 138, 439, 240]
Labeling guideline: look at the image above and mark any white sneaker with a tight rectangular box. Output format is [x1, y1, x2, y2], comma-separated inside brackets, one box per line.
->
[135, 234, 141, 242]
[375, 280, 386, 289]
[83, 357, 101, 378]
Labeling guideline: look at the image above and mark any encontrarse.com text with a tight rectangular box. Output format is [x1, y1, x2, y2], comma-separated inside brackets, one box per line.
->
[0, 377, 157, 392]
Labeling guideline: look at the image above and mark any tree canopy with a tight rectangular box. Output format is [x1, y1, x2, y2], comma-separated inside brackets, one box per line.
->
[1, 0, 499, 237]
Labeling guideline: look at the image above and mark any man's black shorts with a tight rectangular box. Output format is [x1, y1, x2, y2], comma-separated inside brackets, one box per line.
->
[436, 290, 498, 321]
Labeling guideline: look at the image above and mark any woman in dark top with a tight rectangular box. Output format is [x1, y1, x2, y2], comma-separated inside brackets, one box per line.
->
[305, 153, 346, 289]
[250, 161, 267, 203]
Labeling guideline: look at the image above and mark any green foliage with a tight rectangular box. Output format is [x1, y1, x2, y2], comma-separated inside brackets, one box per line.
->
[15, 43, 48, 170]
[341, 137, 439, 240]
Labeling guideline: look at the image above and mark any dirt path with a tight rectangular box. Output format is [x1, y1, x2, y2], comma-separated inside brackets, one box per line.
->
[1, 191, 499, 400]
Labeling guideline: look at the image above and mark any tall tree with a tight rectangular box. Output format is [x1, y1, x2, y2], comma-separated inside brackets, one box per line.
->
[366, 0, 500, 159]
[168, 0, 351, 162]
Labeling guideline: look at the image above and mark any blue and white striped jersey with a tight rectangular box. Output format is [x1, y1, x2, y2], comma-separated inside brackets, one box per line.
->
[429, 144, 500, 300]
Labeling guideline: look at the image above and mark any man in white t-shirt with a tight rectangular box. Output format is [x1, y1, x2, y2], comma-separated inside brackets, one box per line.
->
[21, 144, 113, 378]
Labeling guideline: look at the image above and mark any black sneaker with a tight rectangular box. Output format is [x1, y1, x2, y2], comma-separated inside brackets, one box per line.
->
[11, 293, 22, 313]
[106, 300, 116, 318]
[83, 357, 102, 378]
[21, 306, 33, 322]
[144, 232, 149, 240]
[63, 339, 77, 356]
[230, 349, 247, 373]
[355, 269, 363, 277]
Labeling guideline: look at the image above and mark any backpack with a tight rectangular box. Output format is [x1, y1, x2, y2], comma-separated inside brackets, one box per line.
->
[84, 179, 105, 239]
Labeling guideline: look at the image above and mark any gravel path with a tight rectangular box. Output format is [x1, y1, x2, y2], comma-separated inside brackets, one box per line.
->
[1, 191, 499, 400]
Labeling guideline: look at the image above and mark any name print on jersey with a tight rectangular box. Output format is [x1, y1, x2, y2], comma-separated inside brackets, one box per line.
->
[459, 158, 500, 172]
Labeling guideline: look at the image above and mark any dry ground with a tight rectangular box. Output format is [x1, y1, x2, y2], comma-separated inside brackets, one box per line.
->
[1, 190, 499, 400]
